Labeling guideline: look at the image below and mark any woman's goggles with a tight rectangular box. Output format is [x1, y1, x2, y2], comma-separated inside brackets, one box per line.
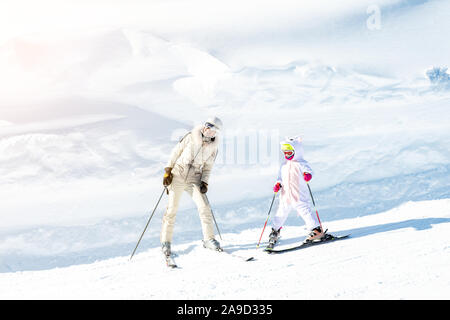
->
[204, 122, 219, 132]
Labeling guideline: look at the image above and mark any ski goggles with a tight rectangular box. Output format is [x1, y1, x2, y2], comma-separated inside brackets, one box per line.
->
[283, 150, 295, 158]
[204, 122, 220, 132]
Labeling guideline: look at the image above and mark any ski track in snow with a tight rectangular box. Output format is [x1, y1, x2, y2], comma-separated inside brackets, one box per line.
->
[1, 199, 449, 299]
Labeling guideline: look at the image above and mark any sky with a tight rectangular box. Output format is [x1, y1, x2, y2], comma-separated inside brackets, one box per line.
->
[0, 0, 403, 44]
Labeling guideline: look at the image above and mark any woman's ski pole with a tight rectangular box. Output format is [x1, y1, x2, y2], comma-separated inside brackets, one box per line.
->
[201, 192, 223, 241]
[256, 192, 277, 248]
[129, 187, 167, 260]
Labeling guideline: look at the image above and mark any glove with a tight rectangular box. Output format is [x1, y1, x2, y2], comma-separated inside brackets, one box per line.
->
[163, 167, 173, 186]
[273, 182, 282, 193]
[303, 172, 312, 182]
[200, 181, 208, 194]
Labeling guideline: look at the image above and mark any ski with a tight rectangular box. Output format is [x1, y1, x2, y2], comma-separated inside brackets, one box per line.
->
[209, 247, 255, 262]
[164, 254, 178, 268]
[265, 234, 350, 254]
[223, 250, 256, 262]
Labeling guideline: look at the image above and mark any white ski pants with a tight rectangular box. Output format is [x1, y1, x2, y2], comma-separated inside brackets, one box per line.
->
[271, 195, 320, 231]
[160, 175, 215, 243]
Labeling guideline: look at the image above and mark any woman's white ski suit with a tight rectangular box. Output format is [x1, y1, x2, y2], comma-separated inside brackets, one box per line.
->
[160, 125, 219, 243]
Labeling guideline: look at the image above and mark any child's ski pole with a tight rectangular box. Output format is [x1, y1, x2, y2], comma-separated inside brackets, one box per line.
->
[256, 192, 278, 248]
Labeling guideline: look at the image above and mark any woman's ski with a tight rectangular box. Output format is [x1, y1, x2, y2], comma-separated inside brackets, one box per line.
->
[221, 249, 255, 262]
[164, 254, 178, 268]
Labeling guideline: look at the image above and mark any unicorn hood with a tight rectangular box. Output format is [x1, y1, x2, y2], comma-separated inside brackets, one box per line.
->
[280, 136, 305, 162]
[278, 136, 313, 176]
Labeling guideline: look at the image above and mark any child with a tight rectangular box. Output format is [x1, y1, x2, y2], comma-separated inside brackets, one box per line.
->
[268, 136, 325, 248]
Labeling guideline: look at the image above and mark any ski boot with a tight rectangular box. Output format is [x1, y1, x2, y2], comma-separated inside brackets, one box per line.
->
[203, 238, 222, 251]
[267, 228, 281, 249]
[304, 226, 325, 243]
[161, 242, 177, 268]
[161, 241, 172, 257]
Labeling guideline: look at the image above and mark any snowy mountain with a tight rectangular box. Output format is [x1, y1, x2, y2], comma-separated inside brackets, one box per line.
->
[0, 0, 449, 300]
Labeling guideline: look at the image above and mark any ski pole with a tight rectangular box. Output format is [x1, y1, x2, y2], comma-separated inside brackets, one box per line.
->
[256, 192, 277, 248]
[201, 192, 223, 241]
[129, 187, 167, 261]
[306, 182, 323, 231]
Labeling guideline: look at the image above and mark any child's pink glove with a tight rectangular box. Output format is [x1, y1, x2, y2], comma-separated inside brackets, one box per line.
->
[303, 172, 312, 182]
[273, 182, 282, 193]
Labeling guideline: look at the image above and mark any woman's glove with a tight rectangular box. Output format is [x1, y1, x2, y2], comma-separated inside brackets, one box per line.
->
[200, 181, 208, 194]
[163, 167, 173, 186]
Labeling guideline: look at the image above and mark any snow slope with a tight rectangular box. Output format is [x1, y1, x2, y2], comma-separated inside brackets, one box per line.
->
[0, 0, 449, 300]
[1, 199, 449, 299]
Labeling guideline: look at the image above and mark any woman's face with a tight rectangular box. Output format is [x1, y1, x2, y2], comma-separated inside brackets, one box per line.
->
[202, 123, 217, 138]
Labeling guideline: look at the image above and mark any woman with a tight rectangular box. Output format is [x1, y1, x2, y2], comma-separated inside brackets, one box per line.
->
[160, 117, 223, 257]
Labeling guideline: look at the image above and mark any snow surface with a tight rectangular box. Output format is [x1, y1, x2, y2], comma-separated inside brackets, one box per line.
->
[0, 0, 449, 299]
[1, 199, 449, 299]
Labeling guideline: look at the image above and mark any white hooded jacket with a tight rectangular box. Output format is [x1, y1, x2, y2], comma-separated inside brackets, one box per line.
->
[166, 125, 219, 184]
